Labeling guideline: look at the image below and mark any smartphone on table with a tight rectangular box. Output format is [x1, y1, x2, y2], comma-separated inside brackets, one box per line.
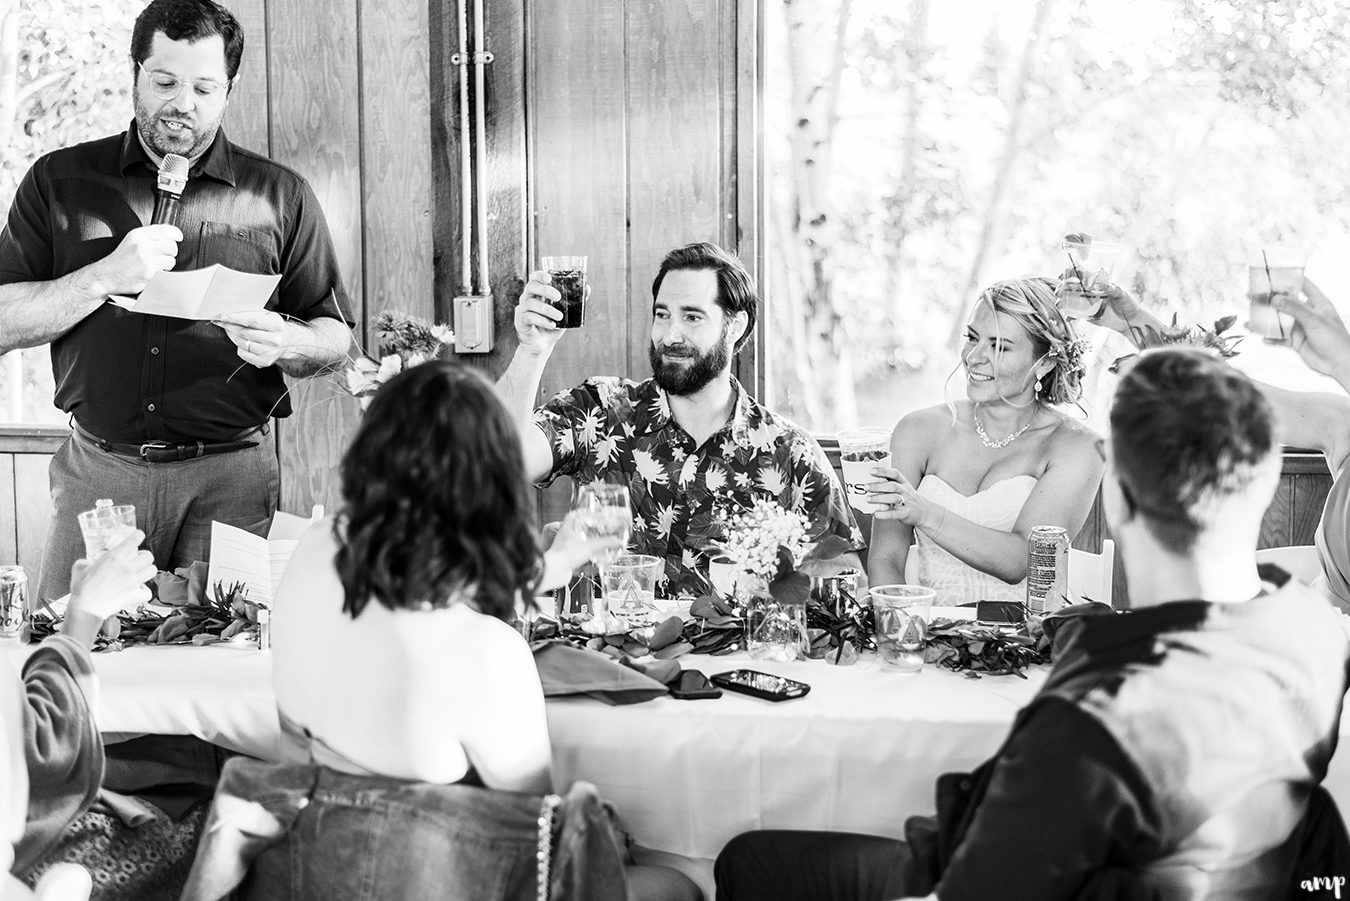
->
[711, 669, 811, 702]
[669, 669, 723, 700]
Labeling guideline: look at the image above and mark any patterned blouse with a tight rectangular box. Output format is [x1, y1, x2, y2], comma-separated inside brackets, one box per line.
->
[533, 376, 864, 597]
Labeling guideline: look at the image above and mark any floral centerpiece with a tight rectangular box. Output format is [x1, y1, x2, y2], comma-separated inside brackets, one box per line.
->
[29, 577, 266, 652]
[1110, 313, 1242, 373]
[679, 499, 861, 659]
[342, 311, 455, 404]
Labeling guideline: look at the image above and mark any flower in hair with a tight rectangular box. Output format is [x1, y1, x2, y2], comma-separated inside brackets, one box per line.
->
[1046, 337, 1092, 375]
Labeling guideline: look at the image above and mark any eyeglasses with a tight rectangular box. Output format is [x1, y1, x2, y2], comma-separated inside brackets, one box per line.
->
[137, 62, 230, 101]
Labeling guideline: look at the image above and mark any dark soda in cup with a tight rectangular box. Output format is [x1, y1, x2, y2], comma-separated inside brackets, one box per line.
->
[542, 256, 588, 329]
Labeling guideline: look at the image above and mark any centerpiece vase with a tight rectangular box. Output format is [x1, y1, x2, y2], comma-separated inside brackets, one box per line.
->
[738, 573, 801, 662]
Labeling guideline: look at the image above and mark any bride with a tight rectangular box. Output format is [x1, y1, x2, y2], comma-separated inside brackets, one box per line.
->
[866, 278, 1106, 605]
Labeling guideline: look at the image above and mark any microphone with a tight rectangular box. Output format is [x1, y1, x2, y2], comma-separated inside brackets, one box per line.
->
[152, 153, 189, 226]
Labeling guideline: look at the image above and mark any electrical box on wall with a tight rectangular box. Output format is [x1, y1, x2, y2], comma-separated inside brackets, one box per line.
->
[453, 295, 494, 353]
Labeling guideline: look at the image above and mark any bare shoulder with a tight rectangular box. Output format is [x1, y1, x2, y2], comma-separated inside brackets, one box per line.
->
[1043, 412, 1104, 465]
[893, 403, 956, 443]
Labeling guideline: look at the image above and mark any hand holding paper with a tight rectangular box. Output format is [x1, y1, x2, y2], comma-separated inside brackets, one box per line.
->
[109, 263, 280, 320]
[214, 310, 297, 368]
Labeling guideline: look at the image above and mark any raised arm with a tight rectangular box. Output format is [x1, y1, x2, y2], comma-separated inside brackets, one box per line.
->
[497, 272, 568, 482]
[1274, 278, 1350, 391]
[866, 411, 933, 586]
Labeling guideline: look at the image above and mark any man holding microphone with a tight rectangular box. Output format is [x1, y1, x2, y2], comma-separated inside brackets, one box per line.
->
[0, 0, 352, 601]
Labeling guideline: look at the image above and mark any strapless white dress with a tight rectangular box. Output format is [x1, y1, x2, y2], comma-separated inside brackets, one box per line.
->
[911, 474, 1036, 606]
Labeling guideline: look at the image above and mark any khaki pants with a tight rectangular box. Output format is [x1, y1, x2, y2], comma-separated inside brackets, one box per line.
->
[37, 426, 279, 602]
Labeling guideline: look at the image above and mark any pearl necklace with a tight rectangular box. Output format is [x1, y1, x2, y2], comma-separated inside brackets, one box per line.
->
[973, 410, 1034, 449]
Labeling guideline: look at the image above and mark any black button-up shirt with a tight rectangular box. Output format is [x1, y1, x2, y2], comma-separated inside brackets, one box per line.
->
[0, 124, 353, 443]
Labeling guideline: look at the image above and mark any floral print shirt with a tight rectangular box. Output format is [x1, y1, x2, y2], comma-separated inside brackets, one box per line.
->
[533, 376, 864, 597]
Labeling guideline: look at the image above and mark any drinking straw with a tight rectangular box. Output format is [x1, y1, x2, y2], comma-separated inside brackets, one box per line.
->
[1066, 253, 1087, 286]
[1263, 250, 1286, 341]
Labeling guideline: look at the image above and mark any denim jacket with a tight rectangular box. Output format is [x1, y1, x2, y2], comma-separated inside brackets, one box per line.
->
[180, 757, 628, 901]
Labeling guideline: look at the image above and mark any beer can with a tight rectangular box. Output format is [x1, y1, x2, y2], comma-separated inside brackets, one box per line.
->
[0, 565, 29, 649]
[1026, 526, 1069, 615]
[809, 568, 861, 619]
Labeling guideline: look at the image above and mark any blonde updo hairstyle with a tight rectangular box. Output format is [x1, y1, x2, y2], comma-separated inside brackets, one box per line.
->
[973, 277, 1086, 407]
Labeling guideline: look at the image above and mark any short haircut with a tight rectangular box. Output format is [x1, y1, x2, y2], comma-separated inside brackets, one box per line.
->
[335, 361, 542, 621]
[1110, 347, 1278, 552]
[131, 0, 245, 81]
[651, 242, 758, 351]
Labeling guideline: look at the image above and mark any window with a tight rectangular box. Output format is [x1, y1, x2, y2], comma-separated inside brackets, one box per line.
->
[764, 0, 1350, 435]
[0, 1, 141, 424]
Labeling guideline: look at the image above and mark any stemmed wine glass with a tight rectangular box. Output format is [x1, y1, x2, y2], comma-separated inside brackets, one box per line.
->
[571, 483, 633, 617]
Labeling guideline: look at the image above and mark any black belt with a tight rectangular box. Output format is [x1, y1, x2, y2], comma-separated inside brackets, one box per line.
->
[73, 421, 267, 464]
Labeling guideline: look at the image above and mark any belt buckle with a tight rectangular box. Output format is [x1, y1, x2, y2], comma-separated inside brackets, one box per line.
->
[139, 441, 171, 461]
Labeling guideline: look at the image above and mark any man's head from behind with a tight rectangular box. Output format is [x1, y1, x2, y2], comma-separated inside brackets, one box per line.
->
[648, 243, 757, 396]
[1105, 348, 1279, 556]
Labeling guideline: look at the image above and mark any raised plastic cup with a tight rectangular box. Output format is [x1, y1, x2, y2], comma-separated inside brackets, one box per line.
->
[871, 584, 936, 674]
[837, 427, 893, 514]
[1056, 237, 1120, 319]
[542, 256, 588, 329]
[77, 499, 137, 560]
[1247, 249, 1305, 344]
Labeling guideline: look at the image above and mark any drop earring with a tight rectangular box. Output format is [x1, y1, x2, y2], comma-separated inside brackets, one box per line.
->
[1035, 377, 1043, 399]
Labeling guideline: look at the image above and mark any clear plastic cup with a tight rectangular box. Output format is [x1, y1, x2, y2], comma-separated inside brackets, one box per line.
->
[601, 554, 662, 617]
[1057, 236, 1120, 319]
[77, 499, 137, 560]
[1247, 249, 1305, 344]
[837, 427, 893, 514]
[871, 584, 935, 674]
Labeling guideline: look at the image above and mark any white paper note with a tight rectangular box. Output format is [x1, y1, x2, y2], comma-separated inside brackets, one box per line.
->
[206, 511, 317, 607]
[109, 264, 281, 320]
[206, 522, 272, 605]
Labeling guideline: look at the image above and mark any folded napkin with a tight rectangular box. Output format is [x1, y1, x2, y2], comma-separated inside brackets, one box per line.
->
[150, 562, 212, 607]
[531, 641, 671, 706]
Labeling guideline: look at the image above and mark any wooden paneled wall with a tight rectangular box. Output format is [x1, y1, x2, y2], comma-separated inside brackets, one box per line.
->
[438, 0, 752, 525]
[222, 0, 434, 515]
[219, 0, 748, 517]
[0, 428, 62, 577]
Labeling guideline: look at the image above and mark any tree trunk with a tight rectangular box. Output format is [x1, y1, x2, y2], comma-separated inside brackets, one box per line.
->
[778, 0, 856, 430]
[948, 0, 1055, 345]
[886, 0, 930, 338]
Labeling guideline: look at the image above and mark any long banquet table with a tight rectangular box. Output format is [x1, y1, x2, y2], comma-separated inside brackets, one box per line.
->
[12, 642, 1350, 894]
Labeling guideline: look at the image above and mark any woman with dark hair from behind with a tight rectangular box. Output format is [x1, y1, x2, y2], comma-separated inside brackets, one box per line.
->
[267, 360, 699, 900]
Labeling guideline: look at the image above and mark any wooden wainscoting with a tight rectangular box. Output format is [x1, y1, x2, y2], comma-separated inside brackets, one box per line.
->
[821, 443, 1332, 610]
[0, 426, 68, 579]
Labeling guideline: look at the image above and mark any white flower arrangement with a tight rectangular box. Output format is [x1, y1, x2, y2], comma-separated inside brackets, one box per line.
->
[341, 311, 455, 405]
[718, 498, 810, 580]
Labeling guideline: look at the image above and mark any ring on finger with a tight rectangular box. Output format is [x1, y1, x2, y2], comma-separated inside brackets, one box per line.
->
[245, 340, 253, 354]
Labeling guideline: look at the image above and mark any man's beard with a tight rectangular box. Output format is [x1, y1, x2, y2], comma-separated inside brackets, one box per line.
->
[649, 334, 731, 396]
[134, 95, 222, 160]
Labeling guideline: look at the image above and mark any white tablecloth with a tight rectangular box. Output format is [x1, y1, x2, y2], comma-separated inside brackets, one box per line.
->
[11, 644, 1350, 866]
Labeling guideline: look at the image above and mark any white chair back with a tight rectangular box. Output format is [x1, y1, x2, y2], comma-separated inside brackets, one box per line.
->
[1255, 545, 1322, 585]
[1069, 539, 1115, 608]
